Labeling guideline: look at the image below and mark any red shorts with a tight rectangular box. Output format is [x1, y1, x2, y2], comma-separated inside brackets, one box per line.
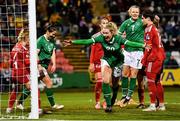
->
[146, 60, 163, 80]
[94, 63, 101, 73]
[12, 70, 30, 84]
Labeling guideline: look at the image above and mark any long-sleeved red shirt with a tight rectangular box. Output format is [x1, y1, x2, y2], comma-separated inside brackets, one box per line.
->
[11, 43, 30, 77]
[142, 24, 166, 66]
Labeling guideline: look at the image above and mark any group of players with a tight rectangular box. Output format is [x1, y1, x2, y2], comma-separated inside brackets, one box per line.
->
[6, 24, 64, 114]
[6, 5, 166, 114]
[64, 5, 166, 113]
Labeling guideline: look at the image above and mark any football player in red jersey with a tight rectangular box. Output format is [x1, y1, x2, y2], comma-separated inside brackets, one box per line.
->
[6, 29, 41, 114]
[136, 15, 160, 109]
[89, 17, 108, 109]
[141, 11, 166, 111]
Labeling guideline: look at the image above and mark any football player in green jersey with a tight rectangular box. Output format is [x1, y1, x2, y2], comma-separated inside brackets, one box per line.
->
[118, 5, 160, 108]
[64, 22, 150, 112]
[37, 24, 64, 110]
[118, 5, 144, 106]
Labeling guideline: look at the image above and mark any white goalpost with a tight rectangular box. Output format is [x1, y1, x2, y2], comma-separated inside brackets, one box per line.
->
[28, 0, 39, 119]
[0, 0, 38, 119]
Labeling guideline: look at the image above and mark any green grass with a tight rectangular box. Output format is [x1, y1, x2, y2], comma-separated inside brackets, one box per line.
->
[0, 87, 180, 120]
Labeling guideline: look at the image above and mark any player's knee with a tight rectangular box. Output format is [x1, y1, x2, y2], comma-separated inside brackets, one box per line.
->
[122, 71, 129, 77]
[47, 80, 53, 88]
[130, 70, 138, 78]
[102, 74, 111, 84]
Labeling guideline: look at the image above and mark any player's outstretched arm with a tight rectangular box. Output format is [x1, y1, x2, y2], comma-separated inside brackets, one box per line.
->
[63, 39, 94, 46]
[124, 40, 151, 49]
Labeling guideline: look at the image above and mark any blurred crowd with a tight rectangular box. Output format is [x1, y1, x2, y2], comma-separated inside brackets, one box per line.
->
[106, 0, 180, 52]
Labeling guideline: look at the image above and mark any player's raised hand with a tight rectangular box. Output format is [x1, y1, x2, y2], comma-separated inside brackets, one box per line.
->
[63, 39, 72, 47]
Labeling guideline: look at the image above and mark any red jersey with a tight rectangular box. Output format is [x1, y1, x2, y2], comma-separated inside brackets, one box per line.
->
[90, 32, 104, 64]
[142, 24, 166, 66]
[11, 43, 30, 78]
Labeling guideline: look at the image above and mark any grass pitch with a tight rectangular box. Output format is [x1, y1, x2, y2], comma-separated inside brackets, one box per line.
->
[0, 87, 180, 120]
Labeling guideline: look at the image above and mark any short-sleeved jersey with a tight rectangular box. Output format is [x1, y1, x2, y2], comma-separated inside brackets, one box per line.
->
[90, 32, 104, 64]
[37, 35, 56, 68]
[141, 24, 166, 66]
[118, 17, 144, 52]
[93, 34, 125, 68]
[11, 43, 30, 78]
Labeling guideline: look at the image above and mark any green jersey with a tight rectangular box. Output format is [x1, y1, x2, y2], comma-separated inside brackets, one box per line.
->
[72, 34, 144, 68]
[118, 17, 144, 52]
[37, 35, 56, 68]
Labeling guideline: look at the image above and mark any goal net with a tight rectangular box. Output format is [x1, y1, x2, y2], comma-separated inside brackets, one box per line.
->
[0, 0, 38, 119]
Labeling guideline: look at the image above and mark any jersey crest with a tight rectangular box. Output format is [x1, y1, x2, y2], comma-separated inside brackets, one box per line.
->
[145, 34, 150, 40]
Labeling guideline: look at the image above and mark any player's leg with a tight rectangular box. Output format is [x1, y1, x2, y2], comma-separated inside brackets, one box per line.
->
[111, 66, 122, 106]
[121, 50, 131, 101]
[94, 71, 103, 109]
[101, 59, 112, 112]
[121, 65, 130, 99]
[17, 81, 42, 113]
[111, 76, 120, 106]
[155, 67, 165, 111]
[40, 67, 64, 109]
[155, 73, 160, 107]
[17, 81, 30, 109]
[142, 73, 157, 111]
[123, 51, 143, 105]
[143, 61, 163, 111]
[136, 69, 145, 108]
[6, 83, 21, 113]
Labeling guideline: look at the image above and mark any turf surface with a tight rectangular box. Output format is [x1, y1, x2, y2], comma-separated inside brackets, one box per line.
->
[0, 87, 180, 120]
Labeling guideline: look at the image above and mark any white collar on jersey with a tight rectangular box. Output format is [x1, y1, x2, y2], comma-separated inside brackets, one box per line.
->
[109, 37, 115, 44]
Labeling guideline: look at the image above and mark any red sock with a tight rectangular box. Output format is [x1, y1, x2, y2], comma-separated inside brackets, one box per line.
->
[156, 82, 164, 103]
[95, 81, 102, 103]
[38, 89, 41, 108]
[8, 88, 17, 108]
[147, 81, 157, 103]
[138, 88, 144, 104]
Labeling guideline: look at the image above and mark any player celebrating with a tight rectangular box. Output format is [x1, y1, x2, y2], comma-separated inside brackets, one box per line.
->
[64, 22, 150, 112]
[141, 11, 166, 111]
[37, 24, 64, 110]
[118, 5, 145, 105]
[6, 29, 41, 113]
[118, 5, 160, 107]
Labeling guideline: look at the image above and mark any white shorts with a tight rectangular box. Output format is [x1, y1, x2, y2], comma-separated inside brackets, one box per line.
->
[101, 59, 110, 67]
[100, 59, 110, 73]
[123, 50, 143, 69]
[101, 59, 122, 78]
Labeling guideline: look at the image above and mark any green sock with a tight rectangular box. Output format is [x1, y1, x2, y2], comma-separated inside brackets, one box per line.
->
[127, 78, 136, 98]
[121, 77, 129, 97]
[18, 87, 30, 104]
[102, 83, 112, 106]
[45, 88, 55, 106]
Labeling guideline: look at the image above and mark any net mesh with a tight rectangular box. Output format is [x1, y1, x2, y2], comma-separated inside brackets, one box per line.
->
[0, 0, 30, 119]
